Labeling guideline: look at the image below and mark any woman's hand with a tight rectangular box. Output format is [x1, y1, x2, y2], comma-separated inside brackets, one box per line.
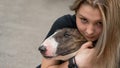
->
[75, 41, 97, 68]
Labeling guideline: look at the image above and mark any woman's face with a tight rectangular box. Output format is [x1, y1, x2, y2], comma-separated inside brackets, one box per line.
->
[76, 4, 103, 41]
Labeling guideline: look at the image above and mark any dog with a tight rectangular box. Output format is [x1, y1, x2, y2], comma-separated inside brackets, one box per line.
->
[38, 28, 87, 60]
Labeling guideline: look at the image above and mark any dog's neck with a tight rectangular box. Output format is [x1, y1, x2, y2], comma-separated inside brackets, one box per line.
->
[50, 50, 79, 61]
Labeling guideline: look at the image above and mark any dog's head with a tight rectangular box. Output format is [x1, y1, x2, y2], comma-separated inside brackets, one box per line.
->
[39, 28, 87, 60]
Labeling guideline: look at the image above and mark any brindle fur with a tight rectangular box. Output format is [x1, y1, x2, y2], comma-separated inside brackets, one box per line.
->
[53, 28, 87, 56]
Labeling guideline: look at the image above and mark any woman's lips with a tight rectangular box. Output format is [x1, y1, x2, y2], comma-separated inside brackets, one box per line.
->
[85, 36, 95, 40]
[86, 36, 94, 38]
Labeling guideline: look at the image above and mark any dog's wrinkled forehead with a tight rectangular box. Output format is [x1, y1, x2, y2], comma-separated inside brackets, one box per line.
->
[52, 28, 82, 43]
[54, 28, 74, 37]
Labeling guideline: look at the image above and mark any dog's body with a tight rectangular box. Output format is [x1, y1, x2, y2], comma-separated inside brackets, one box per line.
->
[39, 28, 87, 60]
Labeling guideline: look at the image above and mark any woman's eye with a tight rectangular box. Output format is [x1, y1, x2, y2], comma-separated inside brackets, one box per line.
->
[96, 22, 102, 26]
[80, 18, 88, 23]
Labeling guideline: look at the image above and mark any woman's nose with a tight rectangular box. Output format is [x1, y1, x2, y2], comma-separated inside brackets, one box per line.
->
[86, 25, 94, 35]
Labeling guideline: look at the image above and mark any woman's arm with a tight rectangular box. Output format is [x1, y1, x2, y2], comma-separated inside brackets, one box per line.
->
[41, 58, 59, 68]
[75, 41, 96, 68]
[41, 58, 69, 68]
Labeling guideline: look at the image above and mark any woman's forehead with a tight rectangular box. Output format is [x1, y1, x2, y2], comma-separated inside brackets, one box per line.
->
[77, 4, 102, 21]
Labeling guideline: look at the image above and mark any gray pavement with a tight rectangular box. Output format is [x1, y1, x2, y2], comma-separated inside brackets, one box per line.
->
[0, 0, 74, 68]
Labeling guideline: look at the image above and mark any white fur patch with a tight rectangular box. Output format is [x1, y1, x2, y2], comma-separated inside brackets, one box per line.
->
[41, 32, 59, 56]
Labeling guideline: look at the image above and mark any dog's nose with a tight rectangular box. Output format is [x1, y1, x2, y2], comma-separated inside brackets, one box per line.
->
[38, 46, 46, 53]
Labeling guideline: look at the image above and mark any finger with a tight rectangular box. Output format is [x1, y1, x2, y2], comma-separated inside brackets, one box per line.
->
[81, 41, 93, 49]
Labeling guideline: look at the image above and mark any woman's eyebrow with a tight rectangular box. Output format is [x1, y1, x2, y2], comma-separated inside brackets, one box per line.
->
[78, 13, 102, 22]
[78, 13, 88, 19]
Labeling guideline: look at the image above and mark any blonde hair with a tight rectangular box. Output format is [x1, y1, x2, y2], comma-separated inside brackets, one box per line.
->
[70, 0, 120, 68]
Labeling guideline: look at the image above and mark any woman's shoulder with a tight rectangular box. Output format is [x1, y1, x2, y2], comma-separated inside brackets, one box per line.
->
[54, 14, 76, 28]
[57, 14, 76, 23]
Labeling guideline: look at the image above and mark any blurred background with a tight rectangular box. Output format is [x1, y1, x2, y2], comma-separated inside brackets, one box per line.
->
[0, 0, 74, 68]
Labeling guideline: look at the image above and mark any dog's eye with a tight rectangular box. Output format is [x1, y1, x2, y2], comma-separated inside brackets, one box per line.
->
[64, 32, 70, 38]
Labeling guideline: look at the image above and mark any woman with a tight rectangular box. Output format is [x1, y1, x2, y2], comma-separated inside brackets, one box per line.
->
[39, 0, 120, 68]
